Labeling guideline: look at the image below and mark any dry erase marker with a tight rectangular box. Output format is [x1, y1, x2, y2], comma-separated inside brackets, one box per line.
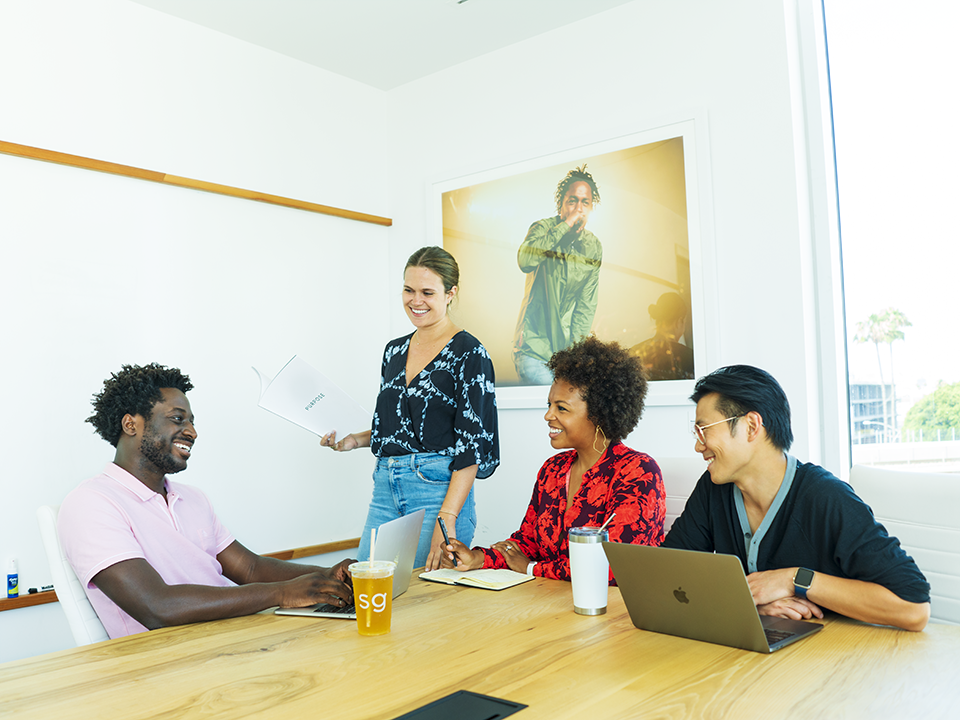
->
[437, 516, 459, 566]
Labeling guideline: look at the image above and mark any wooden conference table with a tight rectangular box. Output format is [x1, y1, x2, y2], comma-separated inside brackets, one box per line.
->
[3, 573, 958, 719]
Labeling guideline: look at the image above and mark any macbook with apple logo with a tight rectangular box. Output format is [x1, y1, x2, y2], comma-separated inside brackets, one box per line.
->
[603, 543, 822, 653]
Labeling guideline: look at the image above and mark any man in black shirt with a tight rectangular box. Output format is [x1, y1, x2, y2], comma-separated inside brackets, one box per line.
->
[664, 365, 930, 631]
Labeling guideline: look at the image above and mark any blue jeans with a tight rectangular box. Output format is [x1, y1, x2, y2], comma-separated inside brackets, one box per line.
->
[514, 352, 554, 385]
[358, 452, 477, 568]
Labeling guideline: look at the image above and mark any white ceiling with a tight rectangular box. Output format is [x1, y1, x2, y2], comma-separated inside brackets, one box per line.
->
[127, 0, 636, 90]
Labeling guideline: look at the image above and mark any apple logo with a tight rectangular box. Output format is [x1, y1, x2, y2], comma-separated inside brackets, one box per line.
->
[673, 587, 689, 604]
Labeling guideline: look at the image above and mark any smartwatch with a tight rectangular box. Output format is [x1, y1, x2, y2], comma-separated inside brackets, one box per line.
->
[793, 567, 815, 599]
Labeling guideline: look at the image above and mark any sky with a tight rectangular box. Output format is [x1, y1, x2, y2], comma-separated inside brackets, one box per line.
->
[826, 0, 960, 413]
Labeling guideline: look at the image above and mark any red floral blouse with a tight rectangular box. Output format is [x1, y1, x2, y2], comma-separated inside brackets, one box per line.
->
[478, 442, 665, 583]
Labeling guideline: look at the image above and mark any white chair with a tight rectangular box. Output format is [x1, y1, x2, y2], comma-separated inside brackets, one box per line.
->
[849, 465, 960, 625]
[656, 457, 706, 534]
[36, 504, 110, 645]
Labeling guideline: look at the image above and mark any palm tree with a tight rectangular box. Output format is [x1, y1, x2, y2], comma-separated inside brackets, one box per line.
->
[854, 308, 912, 440]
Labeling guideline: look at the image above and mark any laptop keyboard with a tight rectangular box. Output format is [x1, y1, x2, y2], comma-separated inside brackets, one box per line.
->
[314, 602, 356, 615]
[764, 628, 795, 645]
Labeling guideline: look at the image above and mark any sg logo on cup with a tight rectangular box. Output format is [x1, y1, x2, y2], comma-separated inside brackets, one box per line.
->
[357, 592, 388, 612]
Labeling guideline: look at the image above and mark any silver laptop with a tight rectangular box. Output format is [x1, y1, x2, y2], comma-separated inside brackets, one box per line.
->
[604, 543, 823, 653]
[275, 509, 425, 619]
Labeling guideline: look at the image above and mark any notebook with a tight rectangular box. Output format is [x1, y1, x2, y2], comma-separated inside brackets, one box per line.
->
[275, 509, 425, 619]
[418, 568, 534, 591]
[604, 543, 823, 653]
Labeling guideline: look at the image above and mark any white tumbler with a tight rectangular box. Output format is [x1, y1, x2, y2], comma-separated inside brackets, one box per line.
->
[568, 527, 610, 615]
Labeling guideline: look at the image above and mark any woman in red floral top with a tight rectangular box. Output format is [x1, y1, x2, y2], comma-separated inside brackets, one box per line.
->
[441, 336, 664, 583]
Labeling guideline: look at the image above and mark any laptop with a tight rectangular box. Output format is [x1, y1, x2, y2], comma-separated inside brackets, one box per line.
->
[604, 543, 823, 653]
[275, 509, 425, 619]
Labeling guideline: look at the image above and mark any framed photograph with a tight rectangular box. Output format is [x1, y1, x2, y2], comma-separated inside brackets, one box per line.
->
[432, 118, 712, 408]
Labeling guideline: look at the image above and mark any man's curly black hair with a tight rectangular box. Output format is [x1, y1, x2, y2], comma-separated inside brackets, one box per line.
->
[87, 363, 193, 447]
[547, 336, 647, 443]
[554, 164, 601, 215]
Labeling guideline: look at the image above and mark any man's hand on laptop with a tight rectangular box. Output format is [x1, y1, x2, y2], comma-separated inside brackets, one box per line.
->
[748, 567, 823, 621]
[327, 558, 354, 586]
[277, 559, 355, 608]
[747, 567, 801, 605]
[757, 597, 824, 621]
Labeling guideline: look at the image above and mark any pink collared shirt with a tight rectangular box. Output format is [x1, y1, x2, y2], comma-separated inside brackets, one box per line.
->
[59, 463, 236, 638]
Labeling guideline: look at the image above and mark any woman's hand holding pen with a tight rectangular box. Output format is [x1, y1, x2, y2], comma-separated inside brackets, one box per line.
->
[439, 538, 483, 571]
[492, 540, 531, 574]
[425, 521, 454, 571]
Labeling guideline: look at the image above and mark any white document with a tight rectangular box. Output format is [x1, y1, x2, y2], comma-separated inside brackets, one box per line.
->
[253, 355, 370, 437]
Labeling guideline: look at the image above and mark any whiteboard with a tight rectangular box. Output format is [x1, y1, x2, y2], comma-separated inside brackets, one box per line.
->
[0, 150, 392, 597]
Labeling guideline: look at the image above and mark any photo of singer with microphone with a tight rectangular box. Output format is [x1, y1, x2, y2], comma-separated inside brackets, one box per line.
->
[512, 165, 603, 385]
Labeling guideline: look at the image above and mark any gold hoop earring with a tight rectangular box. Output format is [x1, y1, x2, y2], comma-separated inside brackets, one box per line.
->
[593, 425, 608, 454]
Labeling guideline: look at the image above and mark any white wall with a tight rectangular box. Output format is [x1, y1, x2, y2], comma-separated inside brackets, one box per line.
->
[0, 0, 842, 664]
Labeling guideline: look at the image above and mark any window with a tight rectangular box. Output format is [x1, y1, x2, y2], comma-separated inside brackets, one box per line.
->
[827, 1, 960, 471]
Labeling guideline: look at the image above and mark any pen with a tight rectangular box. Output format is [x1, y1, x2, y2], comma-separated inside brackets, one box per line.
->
[437, 516, 459, 566]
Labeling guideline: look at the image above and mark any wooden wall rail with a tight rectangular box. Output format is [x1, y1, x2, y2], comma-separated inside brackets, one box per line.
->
[0, 140, 392, 227]
[263, 537, 362, 561]
[0, 538, 361, 612]
[0, 590, 59, 610]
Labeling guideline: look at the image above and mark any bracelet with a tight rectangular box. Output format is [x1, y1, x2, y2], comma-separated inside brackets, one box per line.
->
[438, 509, 459, 519]
[526, 562, 537, 576]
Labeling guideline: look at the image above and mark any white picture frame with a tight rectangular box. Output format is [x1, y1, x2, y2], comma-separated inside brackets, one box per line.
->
[431, 115, 717, 408]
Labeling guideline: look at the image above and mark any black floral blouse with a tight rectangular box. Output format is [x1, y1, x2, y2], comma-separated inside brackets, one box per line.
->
[371, 331, 499, 478]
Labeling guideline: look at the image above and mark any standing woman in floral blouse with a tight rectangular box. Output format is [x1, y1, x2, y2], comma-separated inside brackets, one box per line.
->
[321, 246, 499, 570]
[441, 336, 663, 582]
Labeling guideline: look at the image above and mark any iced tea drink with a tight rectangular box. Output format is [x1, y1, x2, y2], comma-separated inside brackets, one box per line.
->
[348, 560, 396, 636]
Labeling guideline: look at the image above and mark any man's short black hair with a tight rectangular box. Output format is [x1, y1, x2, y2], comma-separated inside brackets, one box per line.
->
[554, 164, 601, 215]
[690, 365, 793, 451]
[87, 363, 193, 447]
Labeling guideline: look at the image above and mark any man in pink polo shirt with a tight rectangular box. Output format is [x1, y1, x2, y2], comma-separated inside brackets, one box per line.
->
[59, 363, 354, 639]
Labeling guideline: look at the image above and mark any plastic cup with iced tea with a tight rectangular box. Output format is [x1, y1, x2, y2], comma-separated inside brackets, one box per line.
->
[348, 560, 396, 636]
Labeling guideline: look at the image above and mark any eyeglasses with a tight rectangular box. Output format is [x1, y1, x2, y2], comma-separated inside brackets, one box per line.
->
[691, 416, 744, 444]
